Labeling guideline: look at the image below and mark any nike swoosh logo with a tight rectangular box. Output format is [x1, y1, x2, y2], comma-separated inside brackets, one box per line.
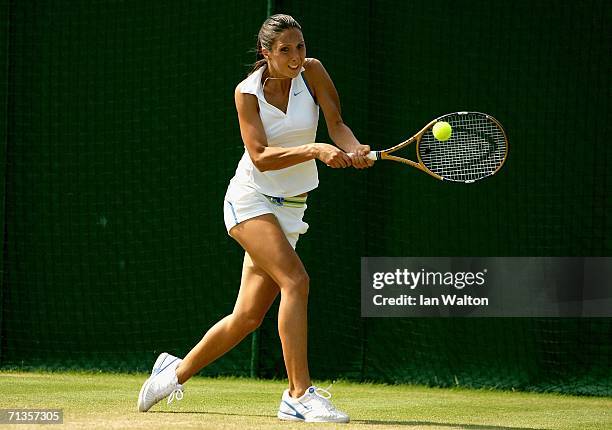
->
[282, 401, 306, 419]
[293, 90, 304, 96]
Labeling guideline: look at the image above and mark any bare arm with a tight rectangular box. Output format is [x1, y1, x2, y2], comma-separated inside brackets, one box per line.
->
[235, 84, 351, 171]
[303, 59, 373, 169]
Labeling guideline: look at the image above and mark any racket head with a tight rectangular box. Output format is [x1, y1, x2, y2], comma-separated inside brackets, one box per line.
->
[416, 112, 508, 183]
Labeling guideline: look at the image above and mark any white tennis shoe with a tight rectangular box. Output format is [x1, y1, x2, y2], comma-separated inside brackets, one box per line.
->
[137, 352, 184, 412]
[150, 352, 173, 375]
[277, 385, 350, 423]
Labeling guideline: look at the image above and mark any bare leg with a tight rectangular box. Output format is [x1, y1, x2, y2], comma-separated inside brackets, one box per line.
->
[229, 214, 312, 398]
[175, 252, 279, 384]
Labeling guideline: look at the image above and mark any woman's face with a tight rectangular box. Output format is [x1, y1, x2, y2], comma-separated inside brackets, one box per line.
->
[263, 28, 306, 79]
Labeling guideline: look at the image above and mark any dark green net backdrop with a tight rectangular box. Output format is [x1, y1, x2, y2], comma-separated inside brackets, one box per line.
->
[1, 1, 610, 396]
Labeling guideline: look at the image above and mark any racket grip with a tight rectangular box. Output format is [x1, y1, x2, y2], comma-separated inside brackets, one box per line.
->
[347, 151, 379, 160]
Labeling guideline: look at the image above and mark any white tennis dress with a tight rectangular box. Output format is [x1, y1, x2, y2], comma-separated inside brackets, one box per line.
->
[223, 65, 320, 248]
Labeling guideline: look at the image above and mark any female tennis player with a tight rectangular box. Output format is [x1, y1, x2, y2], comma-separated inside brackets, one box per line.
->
[137, 14, 372, 423]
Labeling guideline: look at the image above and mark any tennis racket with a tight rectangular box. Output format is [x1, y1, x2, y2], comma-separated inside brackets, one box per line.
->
[351, 112, 508, 183]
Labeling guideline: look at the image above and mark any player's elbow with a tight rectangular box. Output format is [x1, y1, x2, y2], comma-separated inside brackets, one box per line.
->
[328, 119, 346, 137]
[251, 152, 271, 172]
[244, 144, 271, 172]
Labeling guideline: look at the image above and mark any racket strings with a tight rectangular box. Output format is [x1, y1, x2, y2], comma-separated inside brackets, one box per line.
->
[419, 113, 506, 182]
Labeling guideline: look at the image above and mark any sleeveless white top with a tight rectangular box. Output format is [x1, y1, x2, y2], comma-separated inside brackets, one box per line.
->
[231, 65, 319, 197]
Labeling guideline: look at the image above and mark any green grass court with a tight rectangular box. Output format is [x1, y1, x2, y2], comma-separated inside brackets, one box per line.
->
[3, 372, 610, 429]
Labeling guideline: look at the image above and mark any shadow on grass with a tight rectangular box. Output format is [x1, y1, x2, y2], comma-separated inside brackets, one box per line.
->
[354, 420, 550, 430]
[151, 411, 550, 429]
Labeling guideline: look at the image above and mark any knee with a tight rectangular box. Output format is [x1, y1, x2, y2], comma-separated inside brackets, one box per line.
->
[281, 271, 310, 298]
[231, 312, 264, 334]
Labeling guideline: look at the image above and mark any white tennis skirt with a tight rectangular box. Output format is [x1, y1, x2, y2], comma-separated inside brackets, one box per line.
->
[223, 180, 309, 249]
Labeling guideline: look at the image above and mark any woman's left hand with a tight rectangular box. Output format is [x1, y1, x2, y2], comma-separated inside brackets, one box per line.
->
[350, 145, 375, 170]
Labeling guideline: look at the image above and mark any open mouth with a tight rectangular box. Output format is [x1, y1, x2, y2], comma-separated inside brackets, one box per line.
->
[288, 64, 300, 71]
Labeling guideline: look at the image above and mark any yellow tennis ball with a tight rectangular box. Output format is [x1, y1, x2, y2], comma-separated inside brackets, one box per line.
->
[432, 121, 452, 141]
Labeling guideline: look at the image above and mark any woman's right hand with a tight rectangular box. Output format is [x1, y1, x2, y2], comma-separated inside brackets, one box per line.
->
[313, 143, 352, 168]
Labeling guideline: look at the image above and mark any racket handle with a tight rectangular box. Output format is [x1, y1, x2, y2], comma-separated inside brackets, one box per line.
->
[347, 151, 379, 160]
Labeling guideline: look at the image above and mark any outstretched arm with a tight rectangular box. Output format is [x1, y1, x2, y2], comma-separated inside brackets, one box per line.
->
[303, 59, 373, 169]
